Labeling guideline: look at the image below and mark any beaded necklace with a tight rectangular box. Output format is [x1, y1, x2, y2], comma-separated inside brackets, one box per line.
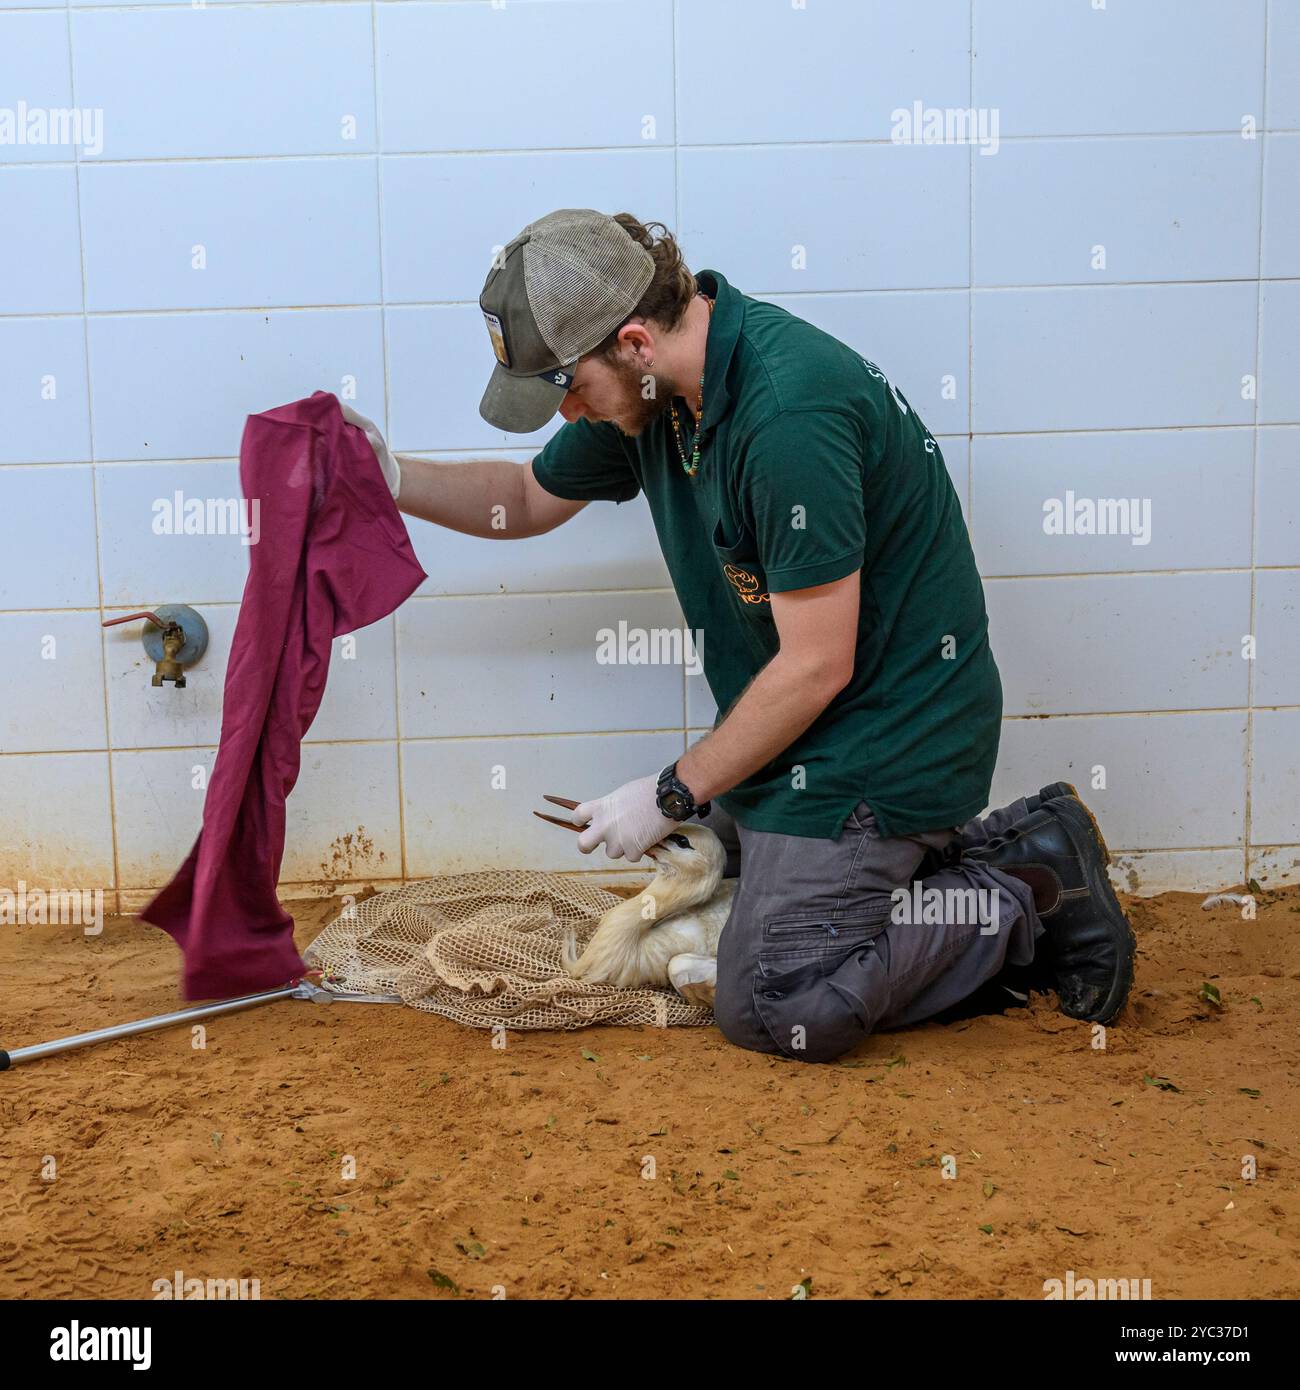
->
[669, 295, 714, 477]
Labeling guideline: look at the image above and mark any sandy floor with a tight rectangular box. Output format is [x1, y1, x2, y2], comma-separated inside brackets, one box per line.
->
[1, 882, 1297, 1301]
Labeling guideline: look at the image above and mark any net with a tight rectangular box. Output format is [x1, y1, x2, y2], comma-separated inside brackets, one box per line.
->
[302, 868, 714, 1032]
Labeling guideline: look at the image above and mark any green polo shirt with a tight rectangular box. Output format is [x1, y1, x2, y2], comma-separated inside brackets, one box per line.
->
[530, 268, 1002, 840]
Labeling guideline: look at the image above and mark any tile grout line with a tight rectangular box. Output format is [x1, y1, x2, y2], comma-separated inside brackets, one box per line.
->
[6, 129, 1299, 174]
[1245, 0, 1271, 886]
[10, 276, 1300, 323]
[2, 419, 1296, 474]
[368, 0, 409, 881]
[6, 701, 1299, 762]
[6, 563, 1300, 620]
[101, 842, 1300, 905]
[65, 0, 122, 915]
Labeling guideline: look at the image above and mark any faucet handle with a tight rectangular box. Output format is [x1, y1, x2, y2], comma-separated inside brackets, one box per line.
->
[101, 611, 167, 630]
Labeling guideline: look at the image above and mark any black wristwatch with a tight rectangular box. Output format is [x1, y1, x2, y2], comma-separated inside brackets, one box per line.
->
[656, 762, 710, 822]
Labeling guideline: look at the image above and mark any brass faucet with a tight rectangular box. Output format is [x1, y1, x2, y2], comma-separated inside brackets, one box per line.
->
[101, 610, 195, 688]
[150, 621, 188, 688]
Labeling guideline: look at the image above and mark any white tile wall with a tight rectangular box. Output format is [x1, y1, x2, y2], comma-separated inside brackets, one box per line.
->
[1254, 570, 1300, 708]
[0, 168, 82, 313]
[396, 591, 688, 739]
[972, 0, 1265, 136]
[0, 752, 115, 890]
[1111, 850, 1248, 900]
[380, 150, 676, 305]
[0, 466, 99, 609]
[680, 143, 971, 292]
[376, 1, 674, 154]
[96, 460, 250, 605]
[103, 604, 236, 750]
[0, 612, 108, 754]
[283, 742, 403, 884]
[0, 317, 91, 463]
[80, 159, 383, 312]
[0, 12, 71, 165]
[1251, 710, 1300, 846]
[401, 731, 685, 877]
[111, 747, 215, 888]
[972, 429, 1254, 576]
[308, 620, 400, 746]
[1267, 0, 1300, 130]
[937, 437, 971, 520]
[408, 479, 670, 597]
[989, 711, 1249, 853]
[1251, 845, 1300, 892]
[972, 283, 1258, 433]
[70, 6, 377, 160]
[87, 309, 386, 460]
[987, 572, 1252, 716]
[686, 680, 719, 733]
[384, 303, 554, 453]
[2, 0, 1297, 901]
[1262, 133, 1300, 279]
[677, 0, 971, 145]
[1259, 279, 1300, 423]
[1256, 428, 1300, 566]
[972, 136, 1261, 286]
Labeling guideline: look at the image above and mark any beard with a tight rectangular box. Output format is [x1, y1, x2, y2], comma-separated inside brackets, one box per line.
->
[606, 354, 681, 437]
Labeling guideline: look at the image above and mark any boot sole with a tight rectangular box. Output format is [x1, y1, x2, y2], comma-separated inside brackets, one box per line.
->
[1028, 780, 1078, 819]
[1039, 779, 1079, 804]
[1048, 797, 1134, 1023]
[1041, 783, 1112, 865]
[1071, 794, 1111, 866]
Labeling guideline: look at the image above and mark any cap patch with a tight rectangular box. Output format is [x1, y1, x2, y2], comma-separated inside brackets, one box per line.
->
[482, 310, 510, 366]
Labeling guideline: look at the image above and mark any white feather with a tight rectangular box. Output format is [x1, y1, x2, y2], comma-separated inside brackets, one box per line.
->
[564, 824, 735, 990]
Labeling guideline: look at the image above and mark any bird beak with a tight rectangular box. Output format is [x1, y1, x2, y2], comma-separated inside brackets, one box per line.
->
[533, 793, 587, 833]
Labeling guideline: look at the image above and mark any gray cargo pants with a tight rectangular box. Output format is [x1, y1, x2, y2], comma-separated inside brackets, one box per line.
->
[702, 796, 1046, 1063]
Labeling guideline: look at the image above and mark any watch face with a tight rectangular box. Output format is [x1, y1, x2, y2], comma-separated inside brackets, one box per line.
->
[661, 789, 689, 819]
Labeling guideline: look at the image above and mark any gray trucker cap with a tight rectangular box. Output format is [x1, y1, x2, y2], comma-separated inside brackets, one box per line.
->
[478, 209, 656, 433]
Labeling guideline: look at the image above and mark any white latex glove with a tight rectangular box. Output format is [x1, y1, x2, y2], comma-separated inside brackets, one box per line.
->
[340, 403, 401, 500]
[573, 774, 685, 863]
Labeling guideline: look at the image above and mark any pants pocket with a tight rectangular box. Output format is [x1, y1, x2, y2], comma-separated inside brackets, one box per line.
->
[762, 911, 888, 953]
[752, 947, 882, 1063]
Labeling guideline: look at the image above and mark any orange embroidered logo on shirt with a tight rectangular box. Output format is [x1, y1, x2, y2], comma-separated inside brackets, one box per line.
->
[723, 563, 770, 604]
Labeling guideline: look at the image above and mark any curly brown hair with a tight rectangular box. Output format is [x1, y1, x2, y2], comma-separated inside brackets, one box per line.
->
[586, 214, 698, 360]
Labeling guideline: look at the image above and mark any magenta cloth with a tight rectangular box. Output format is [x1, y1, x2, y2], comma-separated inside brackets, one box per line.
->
[142, 392, 427, 1000]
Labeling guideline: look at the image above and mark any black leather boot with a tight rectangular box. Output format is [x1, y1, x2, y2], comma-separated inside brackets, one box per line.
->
[1024, 780, 1079, 815]
[965, 796, 1135, 1024]
[916, 783, 1079, 880]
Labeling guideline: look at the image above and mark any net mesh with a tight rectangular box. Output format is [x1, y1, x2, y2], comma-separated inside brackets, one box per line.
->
[302, 868, 713, 1032]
